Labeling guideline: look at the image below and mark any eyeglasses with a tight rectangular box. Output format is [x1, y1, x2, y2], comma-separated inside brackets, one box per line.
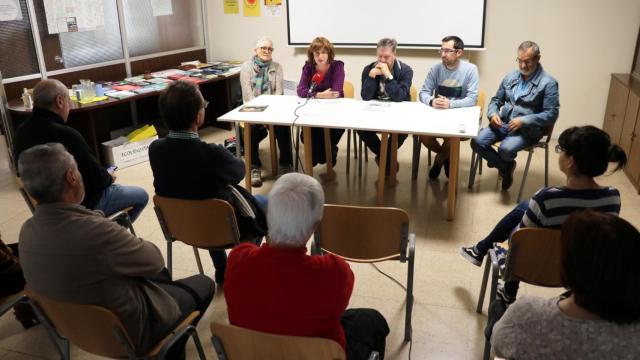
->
[516, 58, 536, 66]
[439, 48, 458, 55]
[259, 46, 274, 53]
[555, 144, 565, 154]
[203, 100, 209, 109]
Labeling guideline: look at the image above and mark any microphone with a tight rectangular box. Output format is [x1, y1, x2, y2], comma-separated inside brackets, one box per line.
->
[308, 72, 324, 97]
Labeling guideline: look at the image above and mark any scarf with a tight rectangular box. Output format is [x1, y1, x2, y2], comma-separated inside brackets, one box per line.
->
[251, 56, 271, 97]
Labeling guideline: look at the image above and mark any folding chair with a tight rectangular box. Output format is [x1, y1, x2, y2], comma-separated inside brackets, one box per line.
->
[153, 195, 242, 278]
[210, 322, 380, 360]
[476, 228, 564, 360]
[25, 289, 205, 360]
[311, 204, 415, 341]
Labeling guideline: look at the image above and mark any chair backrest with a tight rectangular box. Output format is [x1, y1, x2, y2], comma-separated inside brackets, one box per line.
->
[210, 322, 346, 360]
[410, 85, 417, 102]
[476, 89, 486, 120]
[25, 289, 136, 358]
[343, 80, 354, 99]
[541, 122, 556, 144]
[504, 228, 563, 287]
[16, 177, 36, 213]
[315, 204, 409, 262]
[153, 195, 240, 248]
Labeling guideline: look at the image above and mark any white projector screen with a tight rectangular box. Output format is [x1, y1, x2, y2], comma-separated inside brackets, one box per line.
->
[287, 0, 486, 48]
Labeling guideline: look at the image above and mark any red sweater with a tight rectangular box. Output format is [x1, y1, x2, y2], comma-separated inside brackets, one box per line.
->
[224, 242, 354, 349]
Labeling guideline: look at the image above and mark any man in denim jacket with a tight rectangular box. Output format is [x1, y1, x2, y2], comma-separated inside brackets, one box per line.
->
[471, 41, 559, 190]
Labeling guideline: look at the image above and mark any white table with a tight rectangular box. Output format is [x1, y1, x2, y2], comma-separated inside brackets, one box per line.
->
[218, 95, 480, 220]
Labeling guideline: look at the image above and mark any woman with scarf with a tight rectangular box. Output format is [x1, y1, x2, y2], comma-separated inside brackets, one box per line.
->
[240, 37, 292, 187]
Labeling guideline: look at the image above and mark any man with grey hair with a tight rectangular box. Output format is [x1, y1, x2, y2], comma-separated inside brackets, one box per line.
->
[360, 38, 413, 174]
[471, 41, 559, 190]
[225, 173, 389, 359]
[18, 143, 214, 359]
[13, 79, 148, 221]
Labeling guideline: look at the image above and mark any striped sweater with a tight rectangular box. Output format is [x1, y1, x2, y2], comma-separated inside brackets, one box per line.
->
[520, 186, 621, 228]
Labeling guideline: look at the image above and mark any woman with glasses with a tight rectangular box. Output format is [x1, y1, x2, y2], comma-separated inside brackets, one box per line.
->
[460, 125, 627, 303]
[240, 37, 293, 187]
[296, 36, 345, 167]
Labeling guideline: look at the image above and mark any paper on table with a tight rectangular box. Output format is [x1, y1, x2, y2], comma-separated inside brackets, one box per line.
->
[0, 0, 22, 21]
[363, 101, 391, 112]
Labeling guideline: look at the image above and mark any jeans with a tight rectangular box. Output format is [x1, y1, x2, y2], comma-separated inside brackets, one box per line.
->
[470, 124, 539, 171]
[94, 184, 149, 222]
[475, 201, 529, 256]
[250, 124, 293, 168]
[358, 131, 408, 171]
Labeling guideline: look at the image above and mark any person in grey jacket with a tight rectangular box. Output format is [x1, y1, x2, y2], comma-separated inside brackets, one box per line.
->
[240, 37, 292, 187]
[471, 41, 559, 190]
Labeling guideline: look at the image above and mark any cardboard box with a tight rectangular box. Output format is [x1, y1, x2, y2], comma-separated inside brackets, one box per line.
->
[102, 135, 158, 169]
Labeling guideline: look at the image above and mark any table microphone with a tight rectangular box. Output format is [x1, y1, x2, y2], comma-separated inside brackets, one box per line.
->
[308, 72, 324, 98]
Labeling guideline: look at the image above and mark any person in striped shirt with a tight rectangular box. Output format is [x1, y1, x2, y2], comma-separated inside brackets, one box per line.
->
[460, 125, 627, 303]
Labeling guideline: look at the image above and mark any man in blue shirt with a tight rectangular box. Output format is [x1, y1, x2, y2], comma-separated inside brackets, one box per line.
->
[470, 41, 559, 190]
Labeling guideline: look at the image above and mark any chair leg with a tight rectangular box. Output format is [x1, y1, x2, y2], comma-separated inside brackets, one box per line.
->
[483, 339, 492, 360]
[167, 240, 173, 279]
[476, 256, 491, 313]
[193, 247, 204, 275]
[517, 149, 534, 203]
[405, 249, 415, 342]
[411, 135, 420, 180]
[427, 149, 432, 167]
[27, 299, 70, 360]
[544, 145, 549, 187]
[190, 329, 207, 360]
[352, 129, 358, 160]
[211, 335, 229, 360]
[358, 137, 363, 177]
[346, 129, 351, 173]
[468, 151, 480, 189]
[363, 139, 368, 162]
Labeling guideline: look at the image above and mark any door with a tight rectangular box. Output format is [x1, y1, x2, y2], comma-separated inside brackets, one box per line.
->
[602, 77, 630, 143]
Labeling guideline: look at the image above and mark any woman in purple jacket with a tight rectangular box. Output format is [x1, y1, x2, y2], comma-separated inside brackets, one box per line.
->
[296, 37, 345, 166]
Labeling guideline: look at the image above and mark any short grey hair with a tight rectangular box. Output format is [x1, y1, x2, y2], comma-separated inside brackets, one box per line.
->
[18, 143, 76, 203]
[254, 36, 273, 49]
[377, 38, 398, 52]
[267, 173, 325, 247]
[33, 79, 68, 109]
[518, 41, 540, 57]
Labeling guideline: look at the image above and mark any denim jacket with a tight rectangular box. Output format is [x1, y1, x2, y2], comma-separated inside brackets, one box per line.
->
[487, 65, 559, 139]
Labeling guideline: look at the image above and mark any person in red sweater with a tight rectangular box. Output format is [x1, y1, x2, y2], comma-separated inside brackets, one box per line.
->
[224, 173, 389, 359]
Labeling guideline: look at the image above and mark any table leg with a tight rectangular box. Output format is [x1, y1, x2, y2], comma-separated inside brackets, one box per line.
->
[234, 123, 242, 158]
[268, 124, 278, 176]
[388, 133, 399, 187]
[244, 124, 252, 193]
[302, 126, 314, 176]
[322, 128, 336, 182]
[376, 132, 389, 206]
[447, 137, 460, 221]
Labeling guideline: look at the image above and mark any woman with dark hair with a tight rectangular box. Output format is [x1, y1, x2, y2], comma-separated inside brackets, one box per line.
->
[491, 210, 640, 358]
[296, 37, 345, 166]
[460, 125, 627, 302]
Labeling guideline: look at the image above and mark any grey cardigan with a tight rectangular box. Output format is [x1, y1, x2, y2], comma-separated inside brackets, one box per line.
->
[240, 59, 284, 103]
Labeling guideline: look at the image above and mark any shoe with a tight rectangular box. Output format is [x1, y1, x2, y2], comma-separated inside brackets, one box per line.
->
[429, 162, 443, 179]
[501, 160, 517, 190]
[250, 168, 263, 187]
[496, 282, 516, 305]
[494, 244, 508, 276]
[277, 164, 293, 177]
[444, 160, 450, 178]
[459, 246, 484, 266]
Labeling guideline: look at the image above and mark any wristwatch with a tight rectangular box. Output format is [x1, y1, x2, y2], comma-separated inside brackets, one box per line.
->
[386, 74, 394, 81]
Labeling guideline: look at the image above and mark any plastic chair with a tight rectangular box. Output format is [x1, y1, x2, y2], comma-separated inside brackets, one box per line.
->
[468, 122, 555, 203]
[210, 322, 380, 360]
[25, 289, 205, 360]
[311, 204, 415, 342]
[476, 228, 563, 359]
[153, 195, 241, 278]
[411, 90, 486, 180]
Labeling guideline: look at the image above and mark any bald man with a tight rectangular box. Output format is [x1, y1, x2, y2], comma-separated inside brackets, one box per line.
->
[12, 79, 148, 221]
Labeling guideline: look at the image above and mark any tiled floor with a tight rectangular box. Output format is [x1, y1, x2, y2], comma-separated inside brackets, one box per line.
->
[0, 127, 638, 360]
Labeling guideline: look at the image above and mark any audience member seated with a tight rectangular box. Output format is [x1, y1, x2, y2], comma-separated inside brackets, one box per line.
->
[359, 38, 413, 174]
[240, 36, 293, 187]
[17, 143, 214, 358]
[492, 210, 640, 359]
[470, 41, 560, 190]
[12, 79, 148, 222]
[460, 125, 627, 303]
[149, 80, 267, 285]
[296, 37, 345, 166]
[419, 35, 479, 179]
[224, 173, 390, 359]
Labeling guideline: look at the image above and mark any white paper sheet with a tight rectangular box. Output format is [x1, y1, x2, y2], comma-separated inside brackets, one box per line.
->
[0, 0, 22, 21]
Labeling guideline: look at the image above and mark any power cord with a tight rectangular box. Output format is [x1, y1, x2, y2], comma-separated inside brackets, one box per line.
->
[292, 97, 311, 173]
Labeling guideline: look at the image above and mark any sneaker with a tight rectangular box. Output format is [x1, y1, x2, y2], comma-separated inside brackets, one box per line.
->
[277, 164, 293, 177]
[444, 160, 450, 178]
[496, 282, 516, 305]
[459, 246, 484, 266]
[494, 245, 508, 276]
[501, 160, 517, 190]
[250, 168, 262, 187]
[429, 162, 443, 179]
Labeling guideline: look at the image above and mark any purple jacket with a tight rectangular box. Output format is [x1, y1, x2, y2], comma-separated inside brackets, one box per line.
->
[296, 60, 345, 98]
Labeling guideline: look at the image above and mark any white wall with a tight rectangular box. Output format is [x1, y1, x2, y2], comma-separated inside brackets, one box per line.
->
[206, 0, 640, 136]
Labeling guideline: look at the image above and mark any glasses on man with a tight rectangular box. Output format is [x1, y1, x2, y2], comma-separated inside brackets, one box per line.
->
[259, 46, 274, 53]
[439, 48, 458, 55]
[555, 144, 565, 154]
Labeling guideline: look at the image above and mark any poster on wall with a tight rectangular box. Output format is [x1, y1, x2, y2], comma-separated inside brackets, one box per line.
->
[263, 0, 281, 17]
[150, 0, 173, 16]
[243, 0, 260, 17]
[223, 0, 239, 14]
[0, 0, 22, 21]
[43, 0, 104, 34]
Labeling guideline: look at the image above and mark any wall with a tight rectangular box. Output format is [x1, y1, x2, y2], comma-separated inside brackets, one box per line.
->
[206, 0, 640, 136]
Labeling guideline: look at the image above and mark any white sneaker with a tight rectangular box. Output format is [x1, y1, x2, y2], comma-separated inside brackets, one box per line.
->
[251, 168, 262, 187]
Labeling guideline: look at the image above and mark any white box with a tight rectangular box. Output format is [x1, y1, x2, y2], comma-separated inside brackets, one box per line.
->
[102, 135, 158, 169]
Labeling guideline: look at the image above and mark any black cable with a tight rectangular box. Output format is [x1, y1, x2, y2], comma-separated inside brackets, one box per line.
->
[292, 96, 311, 173]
